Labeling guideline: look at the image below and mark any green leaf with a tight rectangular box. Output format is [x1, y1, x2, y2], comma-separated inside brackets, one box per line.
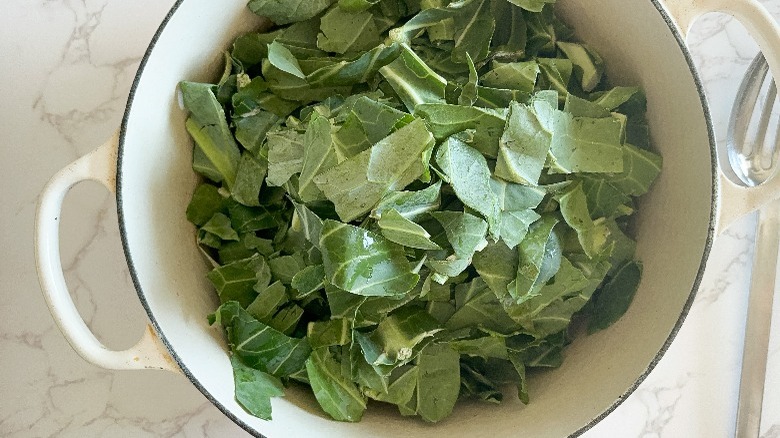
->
[602, 220, 636, 275]
[315, 118, 434, 221]
[451, 336, 508, 360]
[268, 304, 305, 336]
[344, 341, 393, 394]
[624, 105, 651, 150]
[588, 261, 643, 333]
[313, 149, 386, 222]
[372, 181, 441, 221]
[367, 366, 418, 406]
[449, 0, 495, 64]
[490, 178, 546, 211]
[326, 284, 414, 325]
[392, 7, 453, 43]
[604, 143, 662, 196]
[415, 343, 460, 422]
[366, 118, 435, 188]
[425, 258, 472, 281]
[351, 95, 414, 144]
[492, 1, 527, 52]
[180, 82, 241, 188]
[267, 41, 306, 79]
[524, 6, 558, 57]
[474, 86, 530, 109]
[458, 54, 479, 106]
[276, 17, 330, 58]
[266, 129, 305, 186]
[420, 274, 452, 301]
[557, 182, 607, 258]
[263, 60, 353, 103]
[379, 209, 441, 250]
[291, 264, 326, 300]
[243, 233, 275, 256]
[230, 356, 285, 420]
[338, 0, 381, 12]
[235, 88, 300, 120]
[332, 114, 372, 159]
[201, 213, 239, 242]
[213, 302, 311, 377]
[320, 220, 420, 297]
[247, 281, 288, 322]
[500, 210, 541, 250]
[435, 137, 501, 235]
[298, 111, 338, 201]
[509, 215, 561, 302]
[537, 57, 573, 97]
[557, 42, 604, 92]
[232, 31, 280, 69]
[247, 0, 336, 25]
[495, 100, 553, 185]
[231, 152, 267, 207]
[307, 318, 351, 348]
[235, 112, 280, 156]
[424, 9, 456, 43]
[564, 93, 611, 118]
[227, 201, 279, 233]
[307, 44, 402, 87]
[592, 86, 641, 111]
[312, 92, 379, 121]
[505, 257, 589, 334]
[507, 346, 529, 403]
[218, 240, 257, 264]
[415, 103, 506, 158]
[358, 307, 442, 366]
[187, 184, 225, 226]
[506, 0, 556, 11]
[207, 255, 270, 307]
[379, 44, 447, 112]
[198, 213, 238, 245]
[268, 253, 307, 285]
[446, 278, 520, 334]
[430, 211, 488, 259]
[460, 362, 503, 403]
[473, 240, 518, 301]
[291, 201, 324, 247]
[481, 61, 539, 93]
[427, 300, 457, 325]
[548, 112, 625, 175]
[527, 257, 610, 338]
[507, 332, 566, 370]
[306, 347, 367, 422]
[580, 176, 631, 219]
[317, 7, 382, 54]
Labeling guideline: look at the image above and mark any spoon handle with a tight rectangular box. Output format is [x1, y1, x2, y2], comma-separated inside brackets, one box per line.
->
[735, 199, 780, 437]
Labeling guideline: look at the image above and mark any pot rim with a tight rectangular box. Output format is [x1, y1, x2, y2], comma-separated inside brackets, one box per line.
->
[115, 1, 717, 436]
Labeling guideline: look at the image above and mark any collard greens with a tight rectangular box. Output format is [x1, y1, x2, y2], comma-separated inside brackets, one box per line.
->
[181, 0, 662, 424]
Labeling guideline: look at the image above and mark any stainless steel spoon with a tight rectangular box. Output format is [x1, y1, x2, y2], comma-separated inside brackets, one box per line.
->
[728, 52, 780, 438]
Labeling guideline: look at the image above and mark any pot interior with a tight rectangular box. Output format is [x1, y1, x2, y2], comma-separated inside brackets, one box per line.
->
[117, 0, 714, 436]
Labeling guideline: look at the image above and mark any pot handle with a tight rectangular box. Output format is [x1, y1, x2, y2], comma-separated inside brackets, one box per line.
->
[661, 0, 780, 233]
[34, 131, 180, 373]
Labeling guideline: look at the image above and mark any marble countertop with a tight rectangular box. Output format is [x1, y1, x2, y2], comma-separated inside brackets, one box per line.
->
[2, 1, 779, 436]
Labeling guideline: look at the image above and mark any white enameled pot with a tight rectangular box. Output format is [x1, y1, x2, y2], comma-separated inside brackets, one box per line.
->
[34, 0, 780, 436]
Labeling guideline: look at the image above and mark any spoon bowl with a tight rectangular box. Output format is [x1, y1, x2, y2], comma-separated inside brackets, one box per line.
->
[728, 53, 780, 187]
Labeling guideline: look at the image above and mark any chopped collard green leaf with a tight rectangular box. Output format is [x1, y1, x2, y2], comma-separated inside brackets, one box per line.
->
[182, 0, 661, 424]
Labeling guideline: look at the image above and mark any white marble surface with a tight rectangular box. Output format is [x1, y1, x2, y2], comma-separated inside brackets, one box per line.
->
[1, 1, 779, 437]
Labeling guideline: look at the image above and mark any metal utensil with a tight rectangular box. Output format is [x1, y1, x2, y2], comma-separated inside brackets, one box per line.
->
[728, 52, 780, 438]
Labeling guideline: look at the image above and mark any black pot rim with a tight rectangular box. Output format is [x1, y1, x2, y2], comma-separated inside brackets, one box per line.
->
[116, 2, 717, 437]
